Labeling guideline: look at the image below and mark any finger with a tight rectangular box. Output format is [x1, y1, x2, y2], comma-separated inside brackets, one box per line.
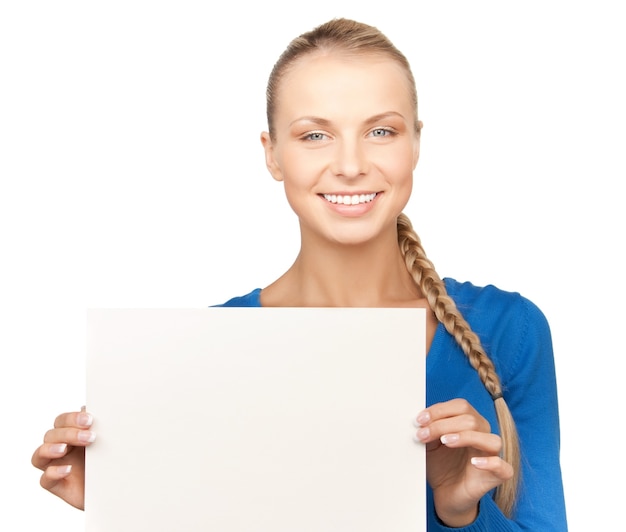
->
[415, 413, 491, 444]
[470, 456, 515, 482]
[417, 399, 489, 428]
[53, 410, 93, 430]
[433, 414, 490, 439]
[39, 464, 73, 491]
[439, 431, 502, 455]
[31, 443, 69, 470]
[43, 427, 96, 446]
[423, 398, 474, 420]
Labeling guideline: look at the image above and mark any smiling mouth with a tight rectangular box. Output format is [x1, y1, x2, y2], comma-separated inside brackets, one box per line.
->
[322, 192, 378, 205]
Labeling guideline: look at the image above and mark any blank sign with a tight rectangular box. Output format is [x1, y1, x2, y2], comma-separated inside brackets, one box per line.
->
[86, 308, 426, 531]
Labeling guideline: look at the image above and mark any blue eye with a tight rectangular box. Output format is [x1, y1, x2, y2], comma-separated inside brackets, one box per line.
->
[371, 128, 392, 137]
[305, 132, 327, 141]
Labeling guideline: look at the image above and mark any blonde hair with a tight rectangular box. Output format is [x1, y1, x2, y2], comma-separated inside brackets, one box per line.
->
[397, 213, 520, 517]
[266, 18, 520, 517]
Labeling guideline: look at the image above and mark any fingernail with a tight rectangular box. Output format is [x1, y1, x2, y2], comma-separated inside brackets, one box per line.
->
[416, 411, 430, 425]
[77, 430, 96, 443]
[416, 427, 430, 441]
[471, 457, 488, 467]
[440, 434, 459, 445]
[57, 464, 72, 476]
[50, 443, 67, 454]
[77, 412, 93, 427]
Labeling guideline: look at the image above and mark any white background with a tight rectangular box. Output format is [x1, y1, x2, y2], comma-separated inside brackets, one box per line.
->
[1, 1, 624, 530]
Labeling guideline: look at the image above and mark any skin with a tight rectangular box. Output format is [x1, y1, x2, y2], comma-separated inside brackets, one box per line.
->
[31, 50, 513, 526]
[31, 408, 94, 510]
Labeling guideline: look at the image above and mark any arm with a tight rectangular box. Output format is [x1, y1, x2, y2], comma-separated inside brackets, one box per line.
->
[422, 289, 567, 530]
[489, 296, 567, 530]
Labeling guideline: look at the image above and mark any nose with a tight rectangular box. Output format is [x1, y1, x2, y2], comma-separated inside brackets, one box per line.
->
[330, 138, 368, 179]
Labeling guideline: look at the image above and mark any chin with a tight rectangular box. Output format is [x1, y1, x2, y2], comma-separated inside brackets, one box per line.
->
[319, 223, 397, 248]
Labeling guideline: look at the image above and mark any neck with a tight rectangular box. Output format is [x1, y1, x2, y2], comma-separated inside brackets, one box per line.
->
[265, 229, 422, 307]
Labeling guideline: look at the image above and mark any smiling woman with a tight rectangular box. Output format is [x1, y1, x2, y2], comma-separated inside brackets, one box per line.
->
[261, 53, 419, 249]
[31, 17, 568, 531]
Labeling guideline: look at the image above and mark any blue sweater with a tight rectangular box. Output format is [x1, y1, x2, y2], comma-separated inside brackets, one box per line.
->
[219, 278, 568, 531]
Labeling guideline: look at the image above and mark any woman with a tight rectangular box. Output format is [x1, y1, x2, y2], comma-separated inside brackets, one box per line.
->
[31, 18, 567, 530]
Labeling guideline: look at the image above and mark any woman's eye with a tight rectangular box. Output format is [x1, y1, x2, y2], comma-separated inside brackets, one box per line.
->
[305, 132, 327, 141]
[370, 128, 392, 137]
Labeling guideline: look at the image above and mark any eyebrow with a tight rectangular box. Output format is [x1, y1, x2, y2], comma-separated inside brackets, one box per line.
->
[363, 111, 407, 126]
[289, 111, 407, 128]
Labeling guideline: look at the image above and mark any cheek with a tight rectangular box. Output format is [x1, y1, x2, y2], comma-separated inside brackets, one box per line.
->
[279, 154, 314, 210]
[376, 146, 415, 185]
[279, 149, 324, 187]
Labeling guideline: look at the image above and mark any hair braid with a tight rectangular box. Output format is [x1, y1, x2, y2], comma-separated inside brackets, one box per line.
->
[397, 212, 520, 517]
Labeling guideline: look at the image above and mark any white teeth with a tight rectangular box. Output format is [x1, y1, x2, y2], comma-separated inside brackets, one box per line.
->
[323, 193, 377, 205]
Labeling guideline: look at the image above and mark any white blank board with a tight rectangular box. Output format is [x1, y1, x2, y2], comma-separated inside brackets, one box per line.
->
[86, 308, 426, 531]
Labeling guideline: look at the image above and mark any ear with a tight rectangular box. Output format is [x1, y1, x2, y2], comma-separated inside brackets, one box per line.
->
[260, 131, 284, 182]
[412, 120, 423, 169]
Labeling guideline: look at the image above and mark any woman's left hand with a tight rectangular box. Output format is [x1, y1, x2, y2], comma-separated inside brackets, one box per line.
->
[415, 398, 514, 527]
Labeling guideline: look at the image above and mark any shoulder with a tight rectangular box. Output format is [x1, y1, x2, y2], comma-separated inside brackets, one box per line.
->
[212, 288, 262, 307]
[443, 277, 553, 379]
[444, 277, 548, 332]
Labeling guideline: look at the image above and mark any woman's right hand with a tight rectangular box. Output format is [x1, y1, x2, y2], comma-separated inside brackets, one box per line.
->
[31, 408, 96, 510]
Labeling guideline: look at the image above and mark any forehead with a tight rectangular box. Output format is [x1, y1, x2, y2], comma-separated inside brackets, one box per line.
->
[275, 52, 414, 120]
